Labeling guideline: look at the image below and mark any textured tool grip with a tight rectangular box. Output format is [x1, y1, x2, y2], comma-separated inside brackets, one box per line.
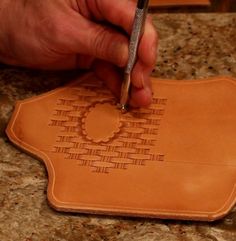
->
[125, 8, 145, 74]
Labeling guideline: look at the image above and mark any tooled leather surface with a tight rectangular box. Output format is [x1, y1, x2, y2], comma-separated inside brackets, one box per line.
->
[6, 73, 236, 221]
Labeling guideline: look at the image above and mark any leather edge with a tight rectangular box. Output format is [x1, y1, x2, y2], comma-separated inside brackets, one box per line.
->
[5, 74, 236, 221]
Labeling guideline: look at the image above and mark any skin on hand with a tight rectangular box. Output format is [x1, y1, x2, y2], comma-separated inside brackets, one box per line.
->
[0, 0, 158, 107]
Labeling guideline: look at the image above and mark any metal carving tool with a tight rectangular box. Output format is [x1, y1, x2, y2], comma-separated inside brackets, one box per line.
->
[119, 0, 149, 112]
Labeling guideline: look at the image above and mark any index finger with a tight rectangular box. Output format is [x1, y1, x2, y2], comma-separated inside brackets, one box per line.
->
[86, 0, 137, 33]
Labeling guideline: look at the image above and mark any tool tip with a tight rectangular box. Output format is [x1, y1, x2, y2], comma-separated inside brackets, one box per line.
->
[117, 103, 128, 113]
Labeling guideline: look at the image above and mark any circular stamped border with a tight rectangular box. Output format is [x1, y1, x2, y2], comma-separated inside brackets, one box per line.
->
[81, 101, 123, 143]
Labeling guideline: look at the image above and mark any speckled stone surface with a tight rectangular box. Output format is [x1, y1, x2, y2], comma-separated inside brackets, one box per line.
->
[1, 13, 236, 241]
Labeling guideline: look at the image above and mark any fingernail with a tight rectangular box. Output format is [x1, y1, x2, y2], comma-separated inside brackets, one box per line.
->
[143, 73, 152, 88]
[118, 45, 128, 67]
[145, 85, 152, 98]
[141, 72, 145, 88]
[143, 86, 153, 107]
[151, 43, 157, 64]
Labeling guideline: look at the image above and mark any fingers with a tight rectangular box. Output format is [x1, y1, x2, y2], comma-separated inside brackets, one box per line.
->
[92, 59, 122, 98]
[81, 16, 157, 108]
[129, 85, 153, 108]
[132, 17, 158, 88]
[76, 54, 95, 69]
[69, 0, 136, 66]
[68, 1, 158, 71]
[67, 1, 158, 107]
[138, 17, 158, 68]
[92, 59, 153, 108]
[86, 0, 136, 33]
[65, 14, 129, 67]
[86, 23, 129, 67]
[131, 17, 158, 106]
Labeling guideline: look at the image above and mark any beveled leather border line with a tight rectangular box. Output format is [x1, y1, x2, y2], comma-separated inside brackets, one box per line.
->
[5, 74, 236, 221]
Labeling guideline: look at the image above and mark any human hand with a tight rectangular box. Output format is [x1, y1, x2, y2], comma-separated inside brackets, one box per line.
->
[0, 0, 158, 107]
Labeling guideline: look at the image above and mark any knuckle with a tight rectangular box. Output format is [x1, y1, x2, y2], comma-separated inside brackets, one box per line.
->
[92, 26, 127, 66]
[39, 15, 66, 47]
[92, 26, 110, 57]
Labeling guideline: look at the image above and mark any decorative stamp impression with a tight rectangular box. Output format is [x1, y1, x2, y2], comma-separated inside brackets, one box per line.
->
[81, 102, 122, 143]
[6, 74, 236, 221]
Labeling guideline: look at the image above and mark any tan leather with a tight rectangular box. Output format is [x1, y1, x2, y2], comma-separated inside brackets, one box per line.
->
[6, 73, 236, 221]
[148, 0, 210, 7]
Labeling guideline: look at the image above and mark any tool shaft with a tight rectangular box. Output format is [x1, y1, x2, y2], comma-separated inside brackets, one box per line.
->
[125, 7, 145, 75]
[119, 0, 149, 110]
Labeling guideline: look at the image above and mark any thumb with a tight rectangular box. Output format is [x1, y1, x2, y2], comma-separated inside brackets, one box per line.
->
[84, 22, 129, 67]
[67, 16, 129, 67]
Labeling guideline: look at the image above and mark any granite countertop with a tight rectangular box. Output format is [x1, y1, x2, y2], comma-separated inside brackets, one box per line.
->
[1, 13, 236, 241]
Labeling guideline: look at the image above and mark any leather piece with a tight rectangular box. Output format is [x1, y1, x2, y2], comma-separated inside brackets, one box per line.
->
[6, 73, 236, 221]
[149, 0, 210, 6]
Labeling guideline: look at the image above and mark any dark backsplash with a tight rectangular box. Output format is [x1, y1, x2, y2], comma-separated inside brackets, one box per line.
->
[149, 0, 236, 13]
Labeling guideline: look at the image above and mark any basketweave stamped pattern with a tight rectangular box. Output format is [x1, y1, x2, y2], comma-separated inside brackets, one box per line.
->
[49, 79, 167, 174]
[6, 75, 236, 220]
